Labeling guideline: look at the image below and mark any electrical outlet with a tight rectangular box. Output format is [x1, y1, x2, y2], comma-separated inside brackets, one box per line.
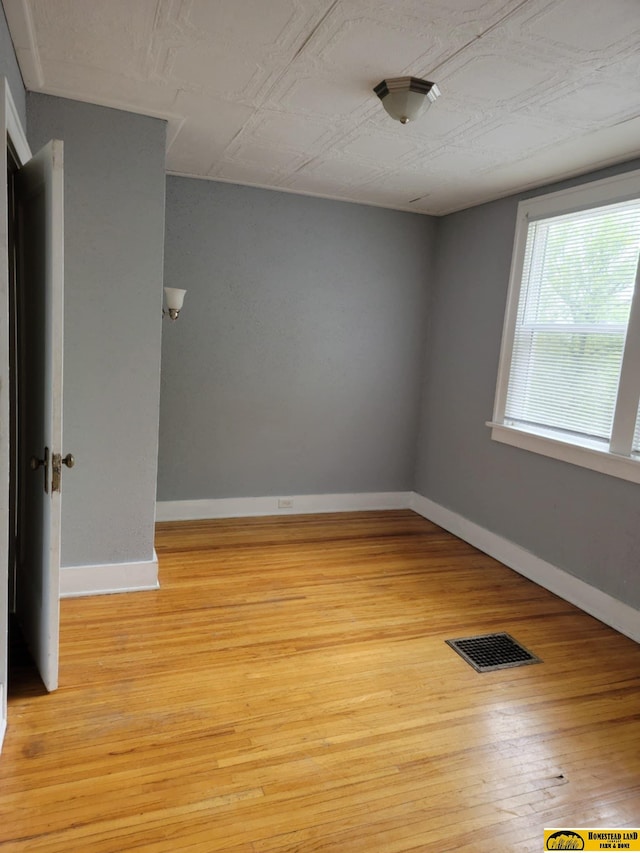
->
[277, 497, 294, 509]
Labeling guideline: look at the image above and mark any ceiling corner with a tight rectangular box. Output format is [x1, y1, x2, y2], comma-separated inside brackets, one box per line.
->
[3, 0, 43, 87]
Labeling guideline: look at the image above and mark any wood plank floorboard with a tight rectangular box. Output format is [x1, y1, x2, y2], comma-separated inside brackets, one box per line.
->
[0, 510, 638, 851]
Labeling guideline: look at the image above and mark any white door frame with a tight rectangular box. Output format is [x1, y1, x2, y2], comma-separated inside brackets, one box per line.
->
[0, 78, 32, 751]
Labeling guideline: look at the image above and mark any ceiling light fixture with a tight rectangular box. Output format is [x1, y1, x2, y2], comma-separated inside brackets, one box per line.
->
[373, 76, 440, 125]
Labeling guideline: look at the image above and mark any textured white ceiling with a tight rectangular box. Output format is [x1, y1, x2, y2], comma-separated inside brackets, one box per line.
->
[4, 0, 640, 215]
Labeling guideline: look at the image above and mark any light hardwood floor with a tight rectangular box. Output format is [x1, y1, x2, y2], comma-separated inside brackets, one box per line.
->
[0, 510, 639, 852]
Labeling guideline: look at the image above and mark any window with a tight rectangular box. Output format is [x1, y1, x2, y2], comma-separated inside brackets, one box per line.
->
[490, 169, 640, 484]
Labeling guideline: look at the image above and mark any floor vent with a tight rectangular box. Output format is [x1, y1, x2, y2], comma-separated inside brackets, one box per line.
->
[445, 633, 542, 672]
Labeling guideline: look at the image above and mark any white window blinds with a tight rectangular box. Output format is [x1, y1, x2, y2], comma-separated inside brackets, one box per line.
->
[504, 199, 640, 448]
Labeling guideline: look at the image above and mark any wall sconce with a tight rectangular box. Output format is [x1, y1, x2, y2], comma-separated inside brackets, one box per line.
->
[163, 287, 186, 321]
[373, 76, 440, 125]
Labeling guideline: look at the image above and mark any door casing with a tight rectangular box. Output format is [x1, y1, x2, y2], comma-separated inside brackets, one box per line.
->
[0, 78, 64, 752]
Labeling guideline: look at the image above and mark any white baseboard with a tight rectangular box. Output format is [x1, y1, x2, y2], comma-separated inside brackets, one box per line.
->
[157, 488, 638, 643]
[409, 492, 640, 644]
[0, 716, 5, 756]
[60, 550, 160, 598]
[155, 491, 411, 522]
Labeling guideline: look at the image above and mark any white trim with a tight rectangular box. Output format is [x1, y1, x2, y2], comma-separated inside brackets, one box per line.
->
[0, 76, 31, 752]
[488, 421, 640, 485]
[522, 168, 640, 222]
[409, 492, 640, 645]
[0, 83, 9, 753]
[4, 79, 30, 164]
[155, 490, 639, 643]
[156, 492, 411, 522]
[610, 254, 640, 454]
[491, 167, 640, 479]
[492, 203, 530, 423]
[2, 0, 44, 88]
[59, 551, 159, 598]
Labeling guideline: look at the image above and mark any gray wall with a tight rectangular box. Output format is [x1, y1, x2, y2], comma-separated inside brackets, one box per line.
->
[158, 178, 434, 500]
[0, 2, 25, 126]
[415, 158, 640, 610]
[27, 94, 166, 567]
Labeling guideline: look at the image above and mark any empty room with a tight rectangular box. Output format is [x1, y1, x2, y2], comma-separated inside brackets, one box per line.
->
[0, 1, 638, 851]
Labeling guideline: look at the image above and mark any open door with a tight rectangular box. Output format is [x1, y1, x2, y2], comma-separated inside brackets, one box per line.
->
[14, 140, 64, 692]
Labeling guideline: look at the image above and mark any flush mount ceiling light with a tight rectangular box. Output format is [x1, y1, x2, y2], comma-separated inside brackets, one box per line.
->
[373, 76, 440, 125]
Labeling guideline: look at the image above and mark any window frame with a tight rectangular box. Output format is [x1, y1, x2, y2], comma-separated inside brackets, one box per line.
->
[489, 168, 640, 485]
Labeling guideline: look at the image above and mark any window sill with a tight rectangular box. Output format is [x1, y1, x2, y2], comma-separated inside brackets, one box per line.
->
[487, 422, 640, 485]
